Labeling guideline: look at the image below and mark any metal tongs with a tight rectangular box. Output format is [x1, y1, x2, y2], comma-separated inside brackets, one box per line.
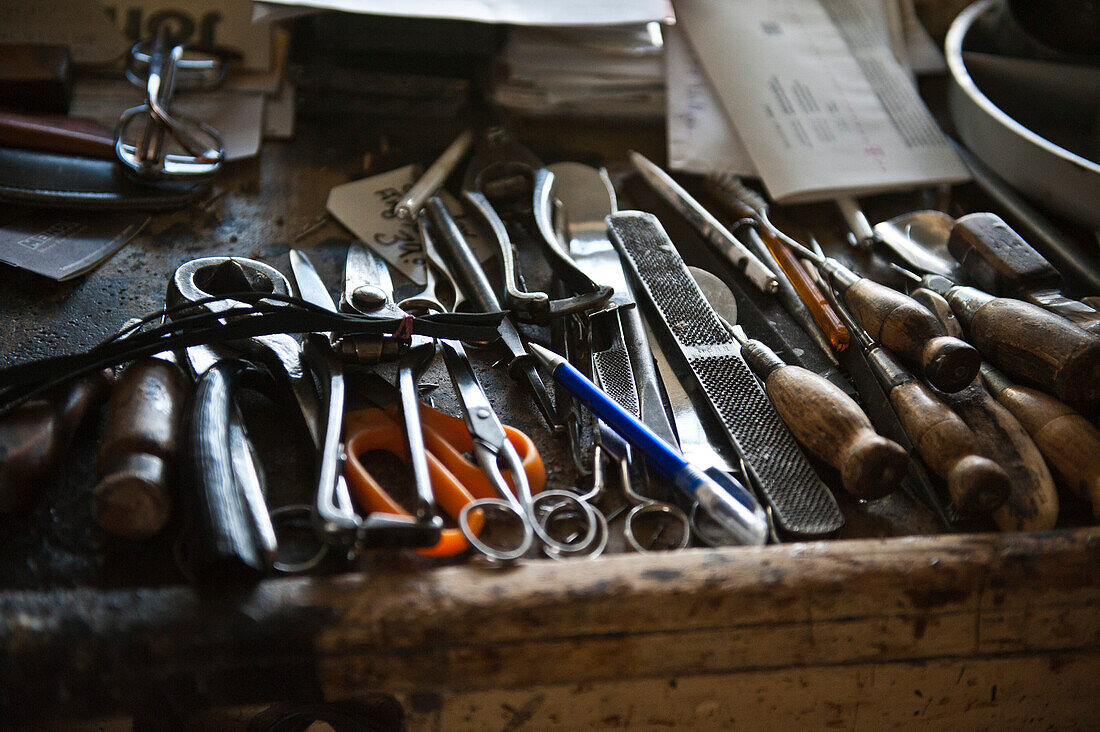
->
[115, 24, 225, 180]
[461, 127, 612, 323]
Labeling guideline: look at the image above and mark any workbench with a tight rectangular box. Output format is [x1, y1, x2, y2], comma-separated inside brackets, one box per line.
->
[1, 13, 1098, 729]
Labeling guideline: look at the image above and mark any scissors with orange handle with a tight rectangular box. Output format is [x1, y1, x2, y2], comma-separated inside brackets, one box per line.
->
[343, 397, 545, 558]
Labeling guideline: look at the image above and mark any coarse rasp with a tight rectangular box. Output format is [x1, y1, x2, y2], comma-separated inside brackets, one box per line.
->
[607, 210, 843, 537]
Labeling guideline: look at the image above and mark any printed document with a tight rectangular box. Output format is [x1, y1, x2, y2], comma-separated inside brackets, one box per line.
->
[672, 0, 968, 202]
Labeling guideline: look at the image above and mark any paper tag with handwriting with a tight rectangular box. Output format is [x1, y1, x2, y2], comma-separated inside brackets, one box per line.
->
[326, 165, 491, 286]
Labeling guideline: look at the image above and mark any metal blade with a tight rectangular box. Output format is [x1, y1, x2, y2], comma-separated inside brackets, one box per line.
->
[341, 243, 403, 318]
[289, 249, 338, 312]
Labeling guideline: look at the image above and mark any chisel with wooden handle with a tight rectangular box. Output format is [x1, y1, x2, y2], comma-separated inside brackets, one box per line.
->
[947, 212, 1100, 336]
[825, 284, 1009, 515]
[913, 287, 1060, 530]
[708, 181, 979, 393]
[915, 274, 1100, 415]
[982, 363, 1100, 520]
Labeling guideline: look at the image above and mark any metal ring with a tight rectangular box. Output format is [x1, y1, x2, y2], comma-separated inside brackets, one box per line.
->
[526, 490, 597, 556]
[530, 489, 601, 557]
[459, 498, 533, 562]
[115, 107, 224, 180]
[270, 504, 330, 574]
[623, 502, 691, 553]
[534, 494, 609, 561]
[126, 40, 228, 91]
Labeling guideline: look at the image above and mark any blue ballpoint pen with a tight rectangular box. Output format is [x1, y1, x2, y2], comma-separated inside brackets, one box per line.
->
[527, 343, 769, 546]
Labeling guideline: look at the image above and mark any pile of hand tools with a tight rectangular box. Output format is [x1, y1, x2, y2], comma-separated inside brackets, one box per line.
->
[1, 127, 1097, 591]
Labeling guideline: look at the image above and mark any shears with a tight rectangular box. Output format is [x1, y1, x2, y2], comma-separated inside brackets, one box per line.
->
[342, 232, 601, 559]
[343, 379, 545, 557]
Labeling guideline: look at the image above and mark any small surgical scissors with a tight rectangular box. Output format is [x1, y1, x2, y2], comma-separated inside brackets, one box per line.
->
[116, 25, 224, 180]
[440, 339, 600, 560]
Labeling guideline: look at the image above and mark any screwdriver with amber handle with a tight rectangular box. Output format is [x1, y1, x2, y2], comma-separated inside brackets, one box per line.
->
[906, 272, 1100, 416]
[824, 283, 1010, 515]
[704, 174, 850, 353]
[715, 179, 979, 393]
[982, 363, 1100, 520]
[729, 324, 908, 499]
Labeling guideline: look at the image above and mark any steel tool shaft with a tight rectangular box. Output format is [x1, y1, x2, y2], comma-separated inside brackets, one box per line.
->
[628, 152, 778, 295]
[744, 215, 980, 394]
[704, 173, 849, 353]
[423, 195, 559, 429]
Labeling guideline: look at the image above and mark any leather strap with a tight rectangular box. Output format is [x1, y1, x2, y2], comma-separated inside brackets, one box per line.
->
[0, 146, 207, 210]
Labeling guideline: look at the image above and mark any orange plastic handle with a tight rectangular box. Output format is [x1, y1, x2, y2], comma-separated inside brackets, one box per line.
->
[342, 405, 545, 557]
[393, 402, 546, 498]
[344, 408, 478, 557]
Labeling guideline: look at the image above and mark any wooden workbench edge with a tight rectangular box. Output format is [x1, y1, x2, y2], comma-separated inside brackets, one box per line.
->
[0, 528, 1096, 720]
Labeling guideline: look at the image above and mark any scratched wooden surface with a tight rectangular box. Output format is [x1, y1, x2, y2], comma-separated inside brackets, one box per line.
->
[1, 529, 1096, 728]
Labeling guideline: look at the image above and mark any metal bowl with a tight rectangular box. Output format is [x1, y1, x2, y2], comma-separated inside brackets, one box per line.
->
[946, 0, 1100, 228]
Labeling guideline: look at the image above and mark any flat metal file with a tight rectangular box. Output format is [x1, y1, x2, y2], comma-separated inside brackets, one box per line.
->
[607, 210, 843, 537]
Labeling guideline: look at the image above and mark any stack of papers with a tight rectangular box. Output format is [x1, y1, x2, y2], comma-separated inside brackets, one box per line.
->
[254, 0, 670, 26]
[668, 0, 967, 203]
[493, 24, 666, 119]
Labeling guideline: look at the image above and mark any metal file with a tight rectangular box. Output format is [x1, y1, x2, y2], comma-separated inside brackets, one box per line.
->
[607, 210, 843, 537]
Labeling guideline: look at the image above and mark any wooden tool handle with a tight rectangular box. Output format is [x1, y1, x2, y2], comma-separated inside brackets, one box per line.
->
[948, 212, 1062, 293]
[938, 380, 1059, 532]
[947, 212, 1100, 334]
[0, 111, 116, 159]
[951, 290, 1100, 413]
[845, 278, 979, 393]
[752, 352, 906, 499]
[910, 288, 964, 338]
[94, 357, 187, 539]
[743, 340, 904, 498]
[985, 375, 1100, 519]
[0, 371, 113, 511]
[887, 380, 1009, 513]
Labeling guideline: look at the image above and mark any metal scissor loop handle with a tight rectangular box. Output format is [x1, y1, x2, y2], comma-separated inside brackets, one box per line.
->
[458, 499, 533, 562]
[533, 490, 608, 560]
[624, 502, 691, 554]
[116, 29, 224, 180]
[126, 38, 228, 92]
